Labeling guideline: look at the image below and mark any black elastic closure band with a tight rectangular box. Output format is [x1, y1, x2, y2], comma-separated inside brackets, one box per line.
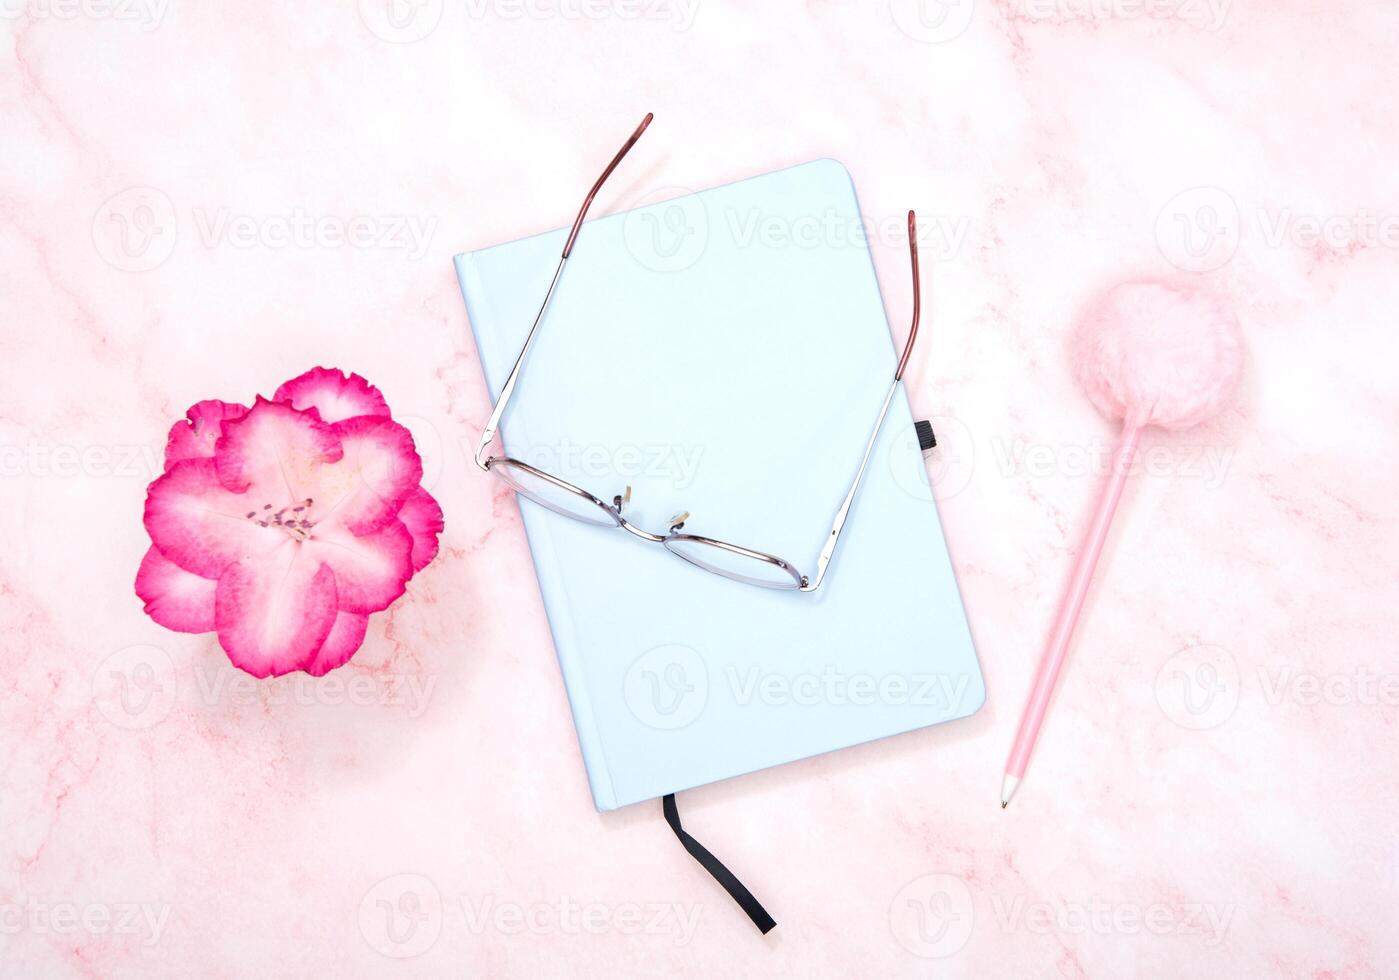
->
[915, 419, 937, 452]
[662, 794, 776, 935]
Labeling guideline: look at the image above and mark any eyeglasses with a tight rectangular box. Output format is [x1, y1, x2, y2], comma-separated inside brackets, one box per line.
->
[473, 112, 923, 592]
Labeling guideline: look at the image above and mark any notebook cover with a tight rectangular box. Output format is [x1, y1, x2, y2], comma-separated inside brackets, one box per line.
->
[455, 159, 984, 811]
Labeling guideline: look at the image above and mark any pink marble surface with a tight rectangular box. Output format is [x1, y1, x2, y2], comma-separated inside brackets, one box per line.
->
[3, 1, 1397, 976]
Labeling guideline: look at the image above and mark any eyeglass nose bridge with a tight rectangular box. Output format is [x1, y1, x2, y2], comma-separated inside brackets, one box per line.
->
[617, 515, 666, 543]
[610, 484, 690, 543]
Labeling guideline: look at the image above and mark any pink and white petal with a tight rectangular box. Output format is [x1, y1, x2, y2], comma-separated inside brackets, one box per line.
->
[164, 400, 248, 467]
[305, 519, 414, 614]
[144, 458, 276, 578]
[215, 547, 338, 678]
[398, 486, 444, 572]
[303, 612, 370, 677]
[312, 417, 423, 535]
[135, 547, 216, 633]
[213, 396, 343, 499]
[274, 367, 391, 424]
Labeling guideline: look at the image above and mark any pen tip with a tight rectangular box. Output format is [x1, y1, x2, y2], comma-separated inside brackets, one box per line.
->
[1001, 801, 1008, 809]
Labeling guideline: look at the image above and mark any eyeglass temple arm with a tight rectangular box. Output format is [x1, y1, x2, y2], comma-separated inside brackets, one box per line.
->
[474, 112, 655, 470]
[801, 211, 921, 592]
[563, 112, 654, 258]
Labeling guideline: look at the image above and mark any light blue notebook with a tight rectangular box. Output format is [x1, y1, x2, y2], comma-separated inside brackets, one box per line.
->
[455, 159, 984, 811]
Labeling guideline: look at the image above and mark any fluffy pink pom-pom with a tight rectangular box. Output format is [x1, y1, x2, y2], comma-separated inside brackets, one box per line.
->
[1071, 279, 1245, 431]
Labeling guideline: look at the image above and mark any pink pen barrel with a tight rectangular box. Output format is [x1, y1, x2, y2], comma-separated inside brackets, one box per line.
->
[1002, 424, 1142, 806]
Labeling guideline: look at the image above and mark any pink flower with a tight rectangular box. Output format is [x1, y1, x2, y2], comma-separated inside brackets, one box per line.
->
[136, 368, 444, 678]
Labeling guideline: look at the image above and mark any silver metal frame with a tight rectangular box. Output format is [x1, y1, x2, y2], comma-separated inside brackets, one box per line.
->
[474, 113, 924, 594]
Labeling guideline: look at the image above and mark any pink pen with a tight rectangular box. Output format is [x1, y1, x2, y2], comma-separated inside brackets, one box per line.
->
[1001, 427, 1139, 808]
[1000, 278, 1245, 809]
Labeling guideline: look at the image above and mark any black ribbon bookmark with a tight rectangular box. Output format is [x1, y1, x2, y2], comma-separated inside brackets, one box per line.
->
[662, 794, 776, 935]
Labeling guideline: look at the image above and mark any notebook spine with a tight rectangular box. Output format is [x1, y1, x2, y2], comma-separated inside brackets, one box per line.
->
[455, 252, 619, 811]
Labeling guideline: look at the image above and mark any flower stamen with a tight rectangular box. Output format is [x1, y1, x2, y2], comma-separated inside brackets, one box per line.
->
[246, 497, 316, 540]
